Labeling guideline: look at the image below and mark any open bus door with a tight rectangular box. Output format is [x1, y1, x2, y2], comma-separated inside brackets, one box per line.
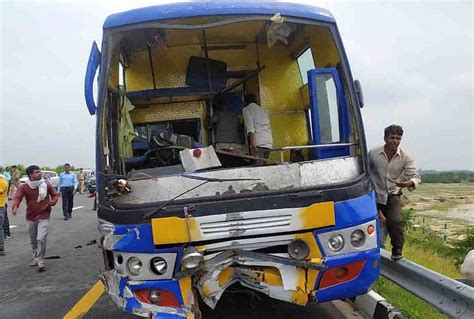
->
[308, 68, 351, 159]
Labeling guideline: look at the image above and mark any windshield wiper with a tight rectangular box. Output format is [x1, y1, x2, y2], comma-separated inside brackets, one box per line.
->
[143, 175, 260, 219]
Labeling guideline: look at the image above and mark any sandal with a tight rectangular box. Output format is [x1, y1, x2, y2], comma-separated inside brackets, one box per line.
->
[391, 254, 403, 261]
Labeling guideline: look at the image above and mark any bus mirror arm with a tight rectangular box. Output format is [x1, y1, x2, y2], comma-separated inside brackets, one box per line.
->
[84, 42, 101, 115]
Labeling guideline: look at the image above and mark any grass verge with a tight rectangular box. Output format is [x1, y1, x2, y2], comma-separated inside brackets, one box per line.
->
[373, 229, 462, 319]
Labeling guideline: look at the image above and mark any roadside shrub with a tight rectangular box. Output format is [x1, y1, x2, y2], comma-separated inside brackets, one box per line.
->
[450, 228, 474, 267]
[402, 208, 414, 230]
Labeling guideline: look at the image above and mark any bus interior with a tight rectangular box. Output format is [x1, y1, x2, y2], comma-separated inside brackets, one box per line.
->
[102, 16, 360, 180]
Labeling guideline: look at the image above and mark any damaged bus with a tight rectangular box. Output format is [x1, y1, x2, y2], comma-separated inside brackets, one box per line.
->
[84, 2, 379, 318]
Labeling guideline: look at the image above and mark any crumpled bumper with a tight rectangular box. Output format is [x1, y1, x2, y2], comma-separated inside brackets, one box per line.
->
[100, 270, 194, 319]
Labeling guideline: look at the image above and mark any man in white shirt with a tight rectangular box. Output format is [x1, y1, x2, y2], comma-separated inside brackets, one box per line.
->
[369, 125, 420, 261]
[242, 94, 273, 164]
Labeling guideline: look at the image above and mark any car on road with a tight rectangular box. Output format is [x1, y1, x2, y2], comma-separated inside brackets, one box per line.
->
[87, 176, 96, 193]
[20, 170, 59, 189]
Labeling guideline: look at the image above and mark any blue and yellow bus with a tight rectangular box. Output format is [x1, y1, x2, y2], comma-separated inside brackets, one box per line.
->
[85, 2, 379, 317]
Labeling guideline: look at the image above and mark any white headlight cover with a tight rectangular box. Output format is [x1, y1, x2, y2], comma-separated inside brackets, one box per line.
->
[127, 257, 143, 276]
[182, 247, 203, 269]
[150, 257, 168, 275]
[350, 230, 366, 247]
[328, 234, 344, 252]
[114, 252, 177, 280]
[317, 220, 377, 256]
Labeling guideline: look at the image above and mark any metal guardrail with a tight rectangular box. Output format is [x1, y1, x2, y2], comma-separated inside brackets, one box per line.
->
[380, 249, 474, 318]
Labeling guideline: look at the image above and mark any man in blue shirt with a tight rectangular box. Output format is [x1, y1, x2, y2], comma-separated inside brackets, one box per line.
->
[58, 164, 77, 220]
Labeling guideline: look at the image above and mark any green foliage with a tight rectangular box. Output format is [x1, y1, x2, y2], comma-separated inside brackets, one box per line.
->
[1, 164, 78, 176]
[450, 228, 474, 267]
[421, 171, 474, 183]
[402, 208, 414, 230]
[406, 227, 453, 258]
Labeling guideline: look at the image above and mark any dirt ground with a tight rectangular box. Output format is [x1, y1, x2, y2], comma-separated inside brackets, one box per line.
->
[402, 183, 474, 238]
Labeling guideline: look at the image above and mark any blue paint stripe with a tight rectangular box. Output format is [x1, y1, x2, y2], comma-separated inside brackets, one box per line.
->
[104, 2, 335, 29]
[316, 249, 379, 302]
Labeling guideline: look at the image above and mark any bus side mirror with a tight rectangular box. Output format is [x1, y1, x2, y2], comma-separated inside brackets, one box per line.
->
[354, 79, 364, 108]
[84, 42, 101, 115]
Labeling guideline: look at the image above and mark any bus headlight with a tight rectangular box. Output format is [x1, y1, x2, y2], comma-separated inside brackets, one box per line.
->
[181, 247, 203, 269]
[288, 239, 310, 260]
[350, 230, 366, 248]
[328, 234, 344, 252]
[127, 257, 143, 276]
[150, 257, 168, 275]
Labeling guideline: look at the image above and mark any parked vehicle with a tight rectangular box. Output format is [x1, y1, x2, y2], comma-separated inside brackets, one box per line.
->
[20, 170, 59, 189]
[87, 176, 96, 193]
[85, 2, 377, 318]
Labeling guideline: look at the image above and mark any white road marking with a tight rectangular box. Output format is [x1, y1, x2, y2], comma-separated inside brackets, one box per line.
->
[9, 225, 18, 229]
[72, 206, 85, 211]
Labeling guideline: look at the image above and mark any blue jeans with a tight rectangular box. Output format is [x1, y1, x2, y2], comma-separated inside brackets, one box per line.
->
[0, 207, 5, 253]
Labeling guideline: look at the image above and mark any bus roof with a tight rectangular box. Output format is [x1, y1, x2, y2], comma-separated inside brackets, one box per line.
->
[103, 1, 335, 29]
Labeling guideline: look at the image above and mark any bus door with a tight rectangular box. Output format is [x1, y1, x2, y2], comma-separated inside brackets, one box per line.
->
[307, 68, 350, 159]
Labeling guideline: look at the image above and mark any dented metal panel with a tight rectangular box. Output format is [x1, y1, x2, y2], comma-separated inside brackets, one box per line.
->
[300, 156, 361, 186]
[100, 270, 192, 318]
[114, 157, 360, 205]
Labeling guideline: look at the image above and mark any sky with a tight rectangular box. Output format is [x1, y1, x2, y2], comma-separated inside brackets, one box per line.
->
[0, 0, 472, 170]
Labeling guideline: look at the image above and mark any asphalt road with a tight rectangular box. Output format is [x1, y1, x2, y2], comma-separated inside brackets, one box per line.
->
[0, 194, 360, 319]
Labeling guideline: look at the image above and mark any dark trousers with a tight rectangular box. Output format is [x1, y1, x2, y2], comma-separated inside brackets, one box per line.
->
[61, 187, 75, 217]
[3, 204, 10, 237]
[377, 195, 404, 255]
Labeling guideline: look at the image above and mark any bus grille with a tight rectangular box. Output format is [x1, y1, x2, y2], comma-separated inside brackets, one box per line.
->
[199, 215, 292, 237]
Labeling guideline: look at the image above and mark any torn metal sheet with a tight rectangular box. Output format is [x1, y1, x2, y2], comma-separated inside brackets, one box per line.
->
[188, 249, 323, 309]
[113, 157, 360, 204]
[101, 270, 193, 318]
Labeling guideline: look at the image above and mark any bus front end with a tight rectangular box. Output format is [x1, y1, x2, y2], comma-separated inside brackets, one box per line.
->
[85, 2, 379, 318]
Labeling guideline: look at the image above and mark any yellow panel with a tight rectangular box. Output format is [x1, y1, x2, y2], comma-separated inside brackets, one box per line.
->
[130, 101, 203, 124]
[218, 267, 234, 287]
[306, 26, 340, 68]
[108, 50, 119, 88]
[151, 216, 201, 245]
[258, 44, 304, 112]
[294, 232, 323, 260]
[126, 45, 201, 91]
[300, 85, 309, 108]
[292, 268, 319, 305]
[299, 201, 335, 229]
[269, 113, 308, 162]
[165, 29, 202, 46]
[263, 267, 283, 286]
[179, 277, 192, 305]
[204, 21, 265, 44]
[165, 21, 265, 46]
[209, 48, 254, 71]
